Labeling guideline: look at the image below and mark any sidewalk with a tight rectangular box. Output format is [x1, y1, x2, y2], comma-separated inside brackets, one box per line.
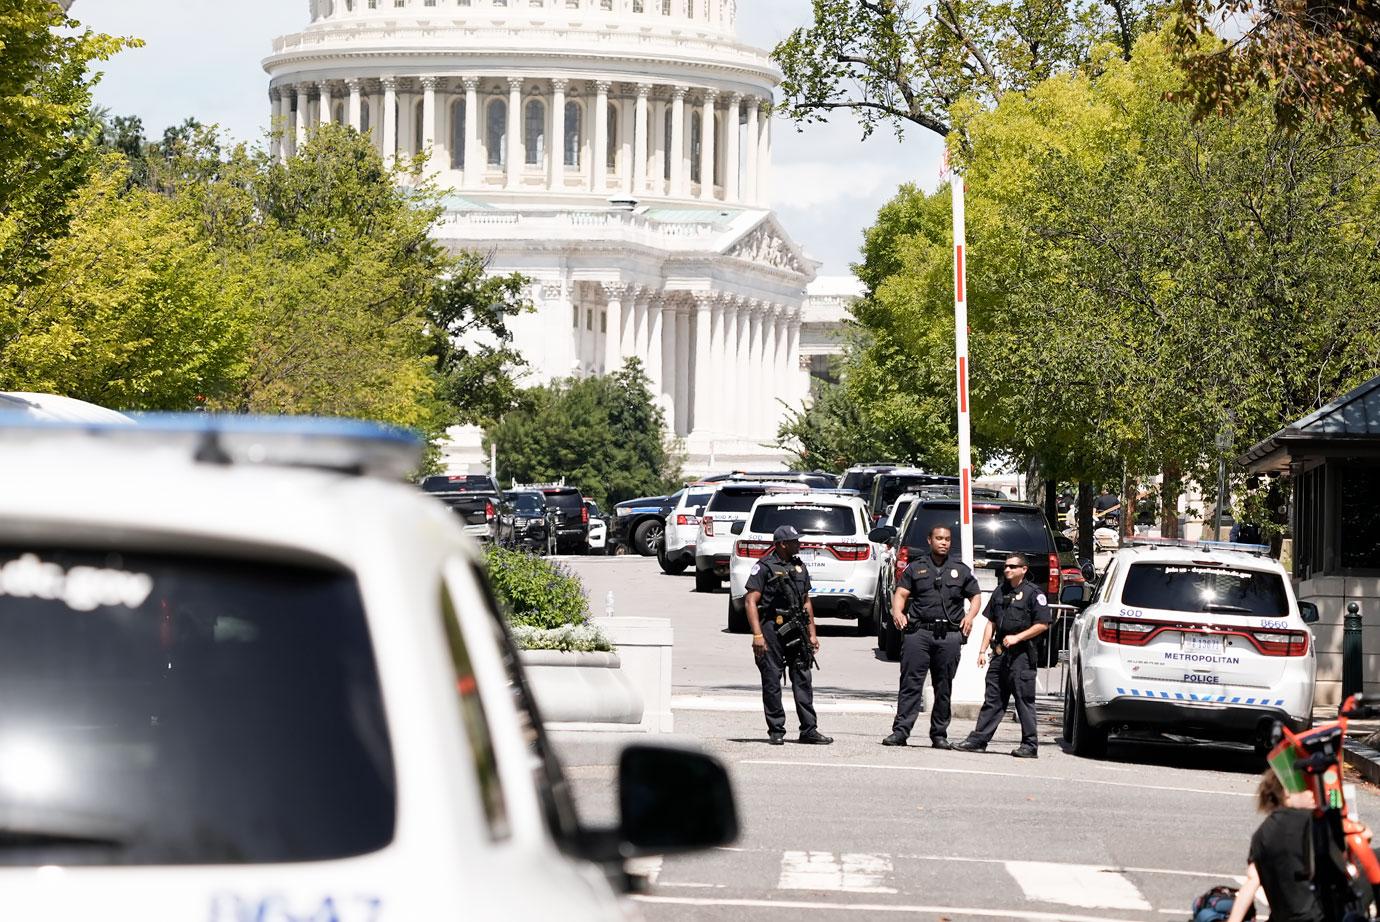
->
[1345, 718, 1380, 787]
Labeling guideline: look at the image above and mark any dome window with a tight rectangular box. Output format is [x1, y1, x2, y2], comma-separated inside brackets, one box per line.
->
[487, 99, 507, 167]
[451, 100, 466, 169]
[564, 101, 581, 168]
[524, 100, 545, 165]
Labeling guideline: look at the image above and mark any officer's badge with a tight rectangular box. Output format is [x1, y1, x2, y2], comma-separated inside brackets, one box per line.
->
[950, 569, 958, 578]
[775, 615, 784, 625]
[750, 564, 761, 576]
[917, 569, 929, 575]
[1036, 593, 1048, 606]
[1014, 592, 1023, 601]
[794, 565, 803, 574]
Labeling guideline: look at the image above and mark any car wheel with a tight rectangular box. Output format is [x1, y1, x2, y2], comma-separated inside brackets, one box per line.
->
[883, 618, 902, 661]
[694, 567, 719, 593]
[856, 599, 878, 637]
[1062, 673, 1076, 745]
[659, 545, 688, 575]
[727, 596, 749, 633]
[633, 519, 665, 557]
[1070, 675, 1108, 758]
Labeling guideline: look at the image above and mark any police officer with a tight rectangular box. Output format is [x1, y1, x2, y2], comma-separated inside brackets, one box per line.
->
[882, 525, 981, 748]
[744, 525, 833, 746]
[956, 554, 1051, 758]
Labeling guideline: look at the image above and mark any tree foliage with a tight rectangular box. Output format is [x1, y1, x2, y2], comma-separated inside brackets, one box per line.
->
[486, 360, 681, 508]
[773, 0, 1162, 138]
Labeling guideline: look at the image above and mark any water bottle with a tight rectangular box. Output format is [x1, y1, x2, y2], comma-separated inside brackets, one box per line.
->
[605, 590, 615, 618]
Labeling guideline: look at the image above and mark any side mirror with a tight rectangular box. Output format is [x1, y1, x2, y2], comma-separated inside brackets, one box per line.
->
[730, 521, 746, 535]
[869, 525, 897, 545]
[1299, 600, 1320, 625]
[1060, 584, 1092, 609]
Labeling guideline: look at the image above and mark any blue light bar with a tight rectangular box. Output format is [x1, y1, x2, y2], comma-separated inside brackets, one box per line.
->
[1120, 536, 1274, 557]
[0, 411, 422, 479]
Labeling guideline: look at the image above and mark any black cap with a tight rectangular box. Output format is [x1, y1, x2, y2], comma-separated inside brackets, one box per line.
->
[773, 525, 801, 542]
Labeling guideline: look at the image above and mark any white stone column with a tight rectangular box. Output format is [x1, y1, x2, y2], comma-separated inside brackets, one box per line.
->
[421, 77, 438, 155]
[381, 78, 398, 164]
[550, 78, 567, 189]
[603, 284, 630, 374]
[757, 307, 776, 435]
[506, 78, 523, 189]
[633, 83, 650, 195]
[593, 81, 610, 193]
[699, 90, 717, 201]
[319, 82, 334, 127]
[786, 315, 805, 408]
[631, 290, 649, 370]
[690, 296, 714, 434]
[744, 97, 759, 204]
[746, 305, 765, 436]
[463, 78, 480, 188]
[369, 90, 384, 152]
[674, 304, 692, 435]
[757, 99, 772, 206]
[295, 85, 311, 153]
[269, 90, 283, 161]
[768, 309, 787, 433]
[714, 297, 737, 434]
[724, 93, 741, 203]
[347, 79, 363, 131]
[651, 96, 667, 195]
[542, 280, 577, 380]
[620, 88, 635, 195]
[669, 86, 687, 198]
[705, 297, 725, 434]
[648, 294, 665, 398]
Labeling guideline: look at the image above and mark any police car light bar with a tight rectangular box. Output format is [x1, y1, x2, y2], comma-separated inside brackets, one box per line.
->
[1120, 536, 1273, 557]
[0, 412, 422, 480]
[511, 479, 568, 490]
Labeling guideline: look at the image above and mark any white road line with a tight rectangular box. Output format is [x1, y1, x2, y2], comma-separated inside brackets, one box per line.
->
[1005, 861, 1152, 911]
[632, 894, 1136, 921]
[777, 851, 897, 894]
[740, 759, 1253, 798]
[673, 694, 895, 715]
[892, 853, 1240, 882]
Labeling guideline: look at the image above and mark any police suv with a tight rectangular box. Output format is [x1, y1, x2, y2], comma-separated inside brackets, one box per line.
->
[1064, 538, 1319, 758]
[0, 414, 737, 919]
[726, 491, 881, 635]
[658, 482, 717, 575]
[693, 481, 807, 592]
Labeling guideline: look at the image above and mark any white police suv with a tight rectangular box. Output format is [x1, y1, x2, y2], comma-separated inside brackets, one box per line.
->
[693, 481, 806, 592]
[726, 491, 881, 635]
[658, 482, 717, 575]
[0, 414, 736, 920]
[1064, 538, 1319, 758]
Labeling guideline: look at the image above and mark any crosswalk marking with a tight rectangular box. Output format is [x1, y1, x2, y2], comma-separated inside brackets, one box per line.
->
[1005, 860, 1153, 911]
[777, 851, 898, 893]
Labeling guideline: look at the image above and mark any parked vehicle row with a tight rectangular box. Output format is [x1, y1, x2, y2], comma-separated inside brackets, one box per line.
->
[421, 476, 610, 556]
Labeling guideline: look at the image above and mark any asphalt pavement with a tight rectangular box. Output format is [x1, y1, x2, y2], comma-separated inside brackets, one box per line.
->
[554, 553, 1380, 922]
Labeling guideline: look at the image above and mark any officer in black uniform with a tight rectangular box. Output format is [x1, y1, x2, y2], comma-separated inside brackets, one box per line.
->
[956, 553, 1051, 758]
[882, 525, 981, 748]
[744, 525, 833, 746]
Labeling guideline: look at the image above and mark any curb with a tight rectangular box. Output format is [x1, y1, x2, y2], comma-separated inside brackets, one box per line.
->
[1344, 737, 1380, 787]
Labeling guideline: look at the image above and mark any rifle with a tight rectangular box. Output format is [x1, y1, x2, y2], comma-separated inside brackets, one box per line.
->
[770, 567, 819, 674]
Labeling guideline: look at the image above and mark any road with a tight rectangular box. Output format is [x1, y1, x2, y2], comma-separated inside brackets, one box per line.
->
[554, 554, 1380, 922]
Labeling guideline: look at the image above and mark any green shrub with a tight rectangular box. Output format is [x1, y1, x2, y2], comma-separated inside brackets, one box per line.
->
[483, 544, 591, 631]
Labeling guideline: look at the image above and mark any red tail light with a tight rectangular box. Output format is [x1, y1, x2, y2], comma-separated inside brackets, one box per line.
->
[828, 543, 871, 561]
[735, 540, 772, 558]
[581, 506, 589, 524]
[894, 545, 909, 583]
[676, 514, 700, 526]
[1097, 617, 1156, 645]
[1061, 566, 1084, 585]
[1047, 553, 1060, 594]
[1252, 630, 1310, 656]
[1096, 616, 1311, 657]
[484, 500, 495, 520]
[703, 516, 714, 537]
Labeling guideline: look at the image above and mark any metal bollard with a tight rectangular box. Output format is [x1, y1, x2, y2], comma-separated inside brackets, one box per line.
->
[1343, 601, 1363, 700]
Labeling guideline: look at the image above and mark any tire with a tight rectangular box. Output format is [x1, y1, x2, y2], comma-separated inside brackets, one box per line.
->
[727, 596, 749, 633]
[694, 567, 719, 593]
[856, 598, 878, 637]
[633, 519, 665, 557]
[658, 545, 688, 575]
[1062, 673, 1076, 745]
[883, 618, 902, 661]
[1069, 674, 1108, 758]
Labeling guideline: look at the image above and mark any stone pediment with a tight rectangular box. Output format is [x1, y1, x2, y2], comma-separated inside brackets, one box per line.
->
[726, 220, 810, 276]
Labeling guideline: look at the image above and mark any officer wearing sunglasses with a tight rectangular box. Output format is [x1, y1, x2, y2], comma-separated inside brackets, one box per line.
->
[956, 554, 1051, 758]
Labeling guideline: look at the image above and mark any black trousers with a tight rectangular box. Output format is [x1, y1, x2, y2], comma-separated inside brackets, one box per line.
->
[967, 647, 1039, 749]
[891, 625, 963, 741]
[756, 619, 818, 736]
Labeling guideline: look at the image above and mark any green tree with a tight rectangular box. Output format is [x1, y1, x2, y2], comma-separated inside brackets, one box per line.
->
[0, 0, 136, 299]
[486, 360, 681, 508]
[773, 0, 1162, 139]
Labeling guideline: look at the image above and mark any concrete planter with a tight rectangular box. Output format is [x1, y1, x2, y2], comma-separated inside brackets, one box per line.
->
[520, 649, 644, 729]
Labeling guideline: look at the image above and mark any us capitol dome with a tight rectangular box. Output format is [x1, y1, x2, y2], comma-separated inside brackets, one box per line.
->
[265, 1, 821, 471]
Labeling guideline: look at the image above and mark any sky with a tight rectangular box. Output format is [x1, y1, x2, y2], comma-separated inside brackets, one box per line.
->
[76, 1, 944, 276]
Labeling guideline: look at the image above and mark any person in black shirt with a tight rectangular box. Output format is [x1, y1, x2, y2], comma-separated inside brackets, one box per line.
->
[956, 554, 1051, 757]
[1225, 771, 1323, 922]
[744, 525, 833, 747]
[882, 525, 981, 748]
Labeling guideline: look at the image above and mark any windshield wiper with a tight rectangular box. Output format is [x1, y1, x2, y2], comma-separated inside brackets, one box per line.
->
[1203, 603, 1252, 613]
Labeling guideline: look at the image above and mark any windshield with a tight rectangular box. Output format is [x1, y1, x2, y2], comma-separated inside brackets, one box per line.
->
[0, 548, 394, 866]
[422, 475, 496, 493]
[706, 489, 765, 514]
[840, 470, 880, 494]
[512, 494, 545, 514]
[543, 490, 584, 510]
[875, 474, 959, 511]
[1121, 563, 1289, 615]
[902, 504, 1052, 556]
[686, 491, 713, 509]
[750, 504, 859, 536]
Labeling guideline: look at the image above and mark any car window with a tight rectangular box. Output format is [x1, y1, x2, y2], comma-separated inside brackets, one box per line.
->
[840, 471, 878, 495]
[876, 474, 959, 511]
[422, 474, 496, 493]
[0, 547, 395, 866]
[512, 493, 544, 514]
[902, 504, 1052, 555]
[749, 504, 857, 536]
[892, 499, 913, 526]
[686, 490, 712, 508]
[439, 584, 510, 841]
[1096, 562, 1118, 604]
[706, 489, 763, 514]
[543, 490, 583, 510]
[1120, 563, 1289, 616]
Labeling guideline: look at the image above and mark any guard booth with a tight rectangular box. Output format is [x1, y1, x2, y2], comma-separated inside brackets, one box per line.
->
[1240, 374, 1380, 707]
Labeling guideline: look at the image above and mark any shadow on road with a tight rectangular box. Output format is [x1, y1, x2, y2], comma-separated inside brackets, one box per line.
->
[1055, 735, 1264, 775]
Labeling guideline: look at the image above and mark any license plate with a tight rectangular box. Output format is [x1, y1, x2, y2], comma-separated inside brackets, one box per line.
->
[1181, 633, 1224, 654]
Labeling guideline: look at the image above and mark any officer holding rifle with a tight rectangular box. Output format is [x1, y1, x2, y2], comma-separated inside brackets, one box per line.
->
[745, 526, 833, 747]
[956, 553, 1050, 758]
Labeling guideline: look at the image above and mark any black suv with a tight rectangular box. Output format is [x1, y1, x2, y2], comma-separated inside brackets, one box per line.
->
[867, 470, 961, 524]
[839, 464, 899, 500]
[534, 486, 590, 554]
[871, 499, 1064, 662]
[494, 490, 550, 552]
[419, 474, 500, 540]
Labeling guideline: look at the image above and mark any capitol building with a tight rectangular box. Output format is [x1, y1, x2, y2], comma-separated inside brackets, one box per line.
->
[264, 0, 848, 472]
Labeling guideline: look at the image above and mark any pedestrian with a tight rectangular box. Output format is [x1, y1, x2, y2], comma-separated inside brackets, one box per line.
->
[1222, 771, 1321, 922]
[744, 525, 833, 747]
[956, 554, 1050, 758]
[882, 525, 981, 748]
